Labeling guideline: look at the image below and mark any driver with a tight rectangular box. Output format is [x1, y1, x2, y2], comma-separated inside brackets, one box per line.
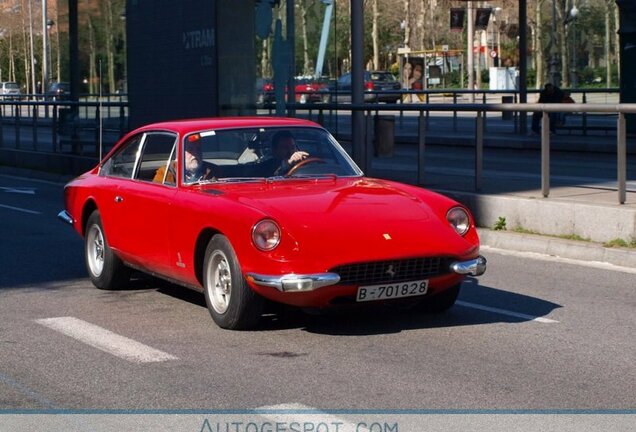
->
[269, 130, 309, 175]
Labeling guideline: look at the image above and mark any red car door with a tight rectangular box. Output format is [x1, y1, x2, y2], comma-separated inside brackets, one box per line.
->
[104, 132, 179, 276]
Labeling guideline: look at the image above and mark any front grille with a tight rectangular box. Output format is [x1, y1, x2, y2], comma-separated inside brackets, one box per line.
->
[330, 257, 450, 285]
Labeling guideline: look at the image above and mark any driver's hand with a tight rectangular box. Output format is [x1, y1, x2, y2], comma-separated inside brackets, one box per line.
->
[288, 151, 309, 165]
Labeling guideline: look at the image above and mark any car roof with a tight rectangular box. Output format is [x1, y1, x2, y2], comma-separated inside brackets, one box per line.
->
[132, 117, 320, 135]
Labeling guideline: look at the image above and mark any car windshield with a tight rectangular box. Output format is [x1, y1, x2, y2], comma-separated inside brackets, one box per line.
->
[182, 126, 362, 184]
[5, 83, 19, 89]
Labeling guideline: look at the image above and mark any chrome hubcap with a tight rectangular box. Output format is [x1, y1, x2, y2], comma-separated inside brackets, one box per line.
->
[87, 225, 105, 277]
[206, 250, 232, 314]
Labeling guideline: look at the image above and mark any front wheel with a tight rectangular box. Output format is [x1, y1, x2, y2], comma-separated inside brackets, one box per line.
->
[84, 211, 130, 290]
[203, 234, 263, 330]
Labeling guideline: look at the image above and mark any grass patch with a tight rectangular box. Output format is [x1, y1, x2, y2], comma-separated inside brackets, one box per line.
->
[557, 233, 591, 242]
[491, 225, 636, 249]
[512, 226, 539, 235]
[603, 238, 636, 249]
[511, 226, 590, 242]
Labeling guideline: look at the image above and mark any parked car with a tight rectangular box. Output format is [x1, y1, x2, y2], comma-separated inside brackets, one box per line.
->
[256, 77, 325, 106]
[58, 117, 486, 329]
[293, 77, 325, 103]
[46, 82, 70, 100]
[255, 78, 275, 106]
[322, 71, 402, 103]
[1, 82, 22, 100]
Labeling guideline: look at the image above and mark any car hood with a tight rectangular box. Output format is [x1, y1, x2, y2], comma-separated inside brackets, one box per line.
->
[207, 177, 475, 267]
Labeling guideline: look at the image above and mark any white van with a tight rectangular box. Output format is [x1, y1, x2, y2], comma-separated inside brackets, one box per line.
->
[1, 82, 22, 99]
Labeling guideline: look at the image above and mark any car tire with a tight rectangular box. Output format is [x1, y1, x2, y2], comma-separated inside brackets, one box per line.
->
[203, 234, 263, 330]
[84, 211, 131, 290]
[416, 283, 461, 313]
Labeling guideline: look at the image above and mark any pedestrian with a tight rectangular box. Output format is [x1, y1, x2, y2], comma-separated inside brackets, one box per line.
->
[531, 83, 564, 134]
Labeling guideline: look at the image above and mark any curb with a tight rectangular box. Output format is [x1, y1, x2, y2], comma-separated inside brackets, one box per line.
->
[441, 190, 636, 244]
[478, 229, 636, 269]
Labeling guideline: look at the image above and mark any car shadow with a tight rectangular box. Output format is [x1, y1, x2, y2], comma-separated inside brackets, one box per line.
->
[148, 277, 561, 336]
[258, 278, 562, 335]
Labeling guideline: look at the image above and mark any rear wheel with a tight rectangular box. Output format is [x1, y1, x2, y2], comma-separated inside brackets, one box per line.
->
[203, 234, 263, 330]
[416, 283, 461, 313]
[84, 211, 130, 290]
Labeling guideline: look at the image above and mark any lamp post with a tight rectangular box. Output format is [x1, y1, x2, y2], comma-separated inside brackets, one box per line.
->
[47, 19, 54, 84]
[41, 0, 49, 95]
[490, 7, 502, 67]
[566, 5, 579, 88]
[120, 9, 127, 93]
[548, 0, 561, 86]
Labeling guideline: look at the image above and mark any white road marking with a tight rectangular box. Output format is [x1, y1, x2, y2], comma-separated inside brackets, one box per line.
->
[456, 301, 559, 323]
[0, 203, 41, 214]
[482, 246, 636, 275]
[35, 317, 178, 363]
[0, 186, 35, 194]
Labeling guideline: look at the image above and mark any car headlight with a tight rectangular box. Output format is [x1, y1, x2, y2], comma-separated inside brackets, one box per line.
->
[447, 207, 471, 236]
[252, 219, 281, 251]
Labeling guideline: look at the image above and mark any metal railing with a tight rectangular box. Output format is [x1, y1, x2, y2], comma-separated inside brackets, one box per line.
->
[0, 94, 631, 204]
[266, 87, 621, 135]
[0, 99, 128, 156]
[288, 101, 634, 205]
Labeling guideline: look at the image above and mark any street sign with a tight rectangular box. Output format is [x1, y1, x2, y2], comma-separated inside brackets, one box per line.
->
[442, 45, 449, 52]
[490, 50, 498, 58]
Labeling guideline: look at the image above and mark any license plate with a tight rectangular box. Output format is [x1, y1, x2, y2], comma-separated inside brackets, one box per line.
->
[356, 279, 429, 302]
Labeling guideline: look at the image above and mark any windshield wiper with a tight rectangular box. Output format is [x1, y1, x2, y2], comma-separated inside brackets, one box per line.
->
[268, 173, 338, 181]
[213, 177, 267, 183]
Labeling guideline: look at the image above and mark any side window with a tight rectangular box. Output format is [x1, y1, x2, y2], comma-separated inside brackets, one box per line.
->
[101, 135, 143, 178]
[136, 133, 178, 185]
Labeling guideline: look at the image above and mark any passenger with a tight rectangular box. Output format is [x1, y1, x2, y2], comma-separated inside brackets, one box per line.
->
[267, 130, 309, 175]
[153, 134, 214, 183]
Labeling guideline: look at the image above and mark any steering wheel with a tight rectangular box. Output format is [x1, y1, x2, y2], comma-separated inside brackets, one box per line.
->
[285, 157, 326, 176]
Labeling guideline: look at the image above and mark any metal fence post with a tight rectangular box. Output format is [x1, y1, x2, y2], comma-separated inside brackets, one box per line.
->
[52, 105, 58, 152]
[365, 109, 373, 175]
[541, 111, 551, 197]
[0, 105, 3, 148]
[119, 105, 126, 138]
[617, 112, 626, 204]
[418, 110, 426, 185]
[475, 111, 484, 192]
[453, 93, 458, 132]
[14, 104, 20, 149]
[32, 104, 38, 150]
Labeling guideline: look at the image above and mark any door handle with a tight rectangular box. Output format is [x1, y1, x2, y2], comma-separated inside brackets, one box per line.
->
[114, 196, 124, 203]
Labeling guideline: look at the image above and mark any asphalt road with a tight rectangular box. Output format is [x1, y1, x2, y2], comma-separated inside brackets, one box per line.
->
[0, 174, 634, 412]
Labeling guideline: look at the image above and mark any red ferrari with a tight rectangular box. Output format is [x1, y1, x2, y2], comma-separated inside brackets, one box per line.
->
[59, 117, 486, 329]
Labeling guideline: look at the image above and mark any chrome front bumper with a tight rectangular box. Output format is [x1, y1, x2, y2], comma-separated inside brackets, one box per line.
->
[248, 256, 487, 293]
[246, 272, 340, 292]
[57, 210, 74, 225]
[450, 256, 487, 276]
